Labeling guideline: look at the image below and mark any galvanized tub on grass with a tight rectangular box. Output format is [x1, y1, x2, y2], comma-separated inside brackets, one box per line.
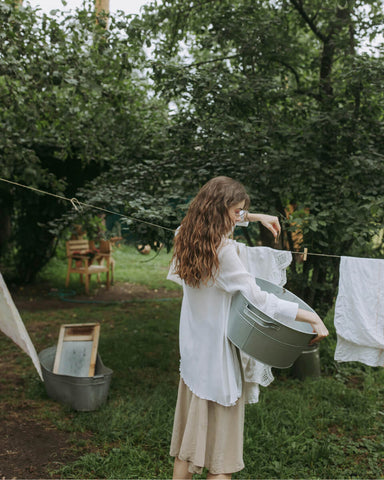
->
[39, 346, 113, 411]
[228, 278, 318, 368]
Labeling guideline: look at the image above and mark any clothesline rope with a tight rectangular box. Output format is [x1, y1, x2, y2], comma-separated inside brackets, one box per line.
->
[0, 176, 175, 233]
[291, 250, 341, 259]
[0, 176, 377, 260]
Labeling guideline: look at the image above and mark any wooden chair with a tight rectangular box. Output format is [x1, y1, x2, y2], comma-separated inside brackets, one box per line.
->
[65, 239, 110, 294]
[95, 240, 115, 284]
[109, 236, 123, 248]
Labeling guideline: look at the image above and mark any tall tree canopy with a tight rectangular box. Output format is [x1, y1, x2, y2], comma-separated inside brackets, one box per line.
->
[0, 0, 169, 281]
[129, 0, 384, 311]
[1, 0, 383, 314]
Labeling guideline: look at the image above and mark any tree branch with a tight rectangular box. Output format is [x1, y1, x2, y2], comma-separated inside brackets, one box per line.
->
[273, 59, 301, 88]
[289, 0, 326, 42]
[182, 53, 240, 69]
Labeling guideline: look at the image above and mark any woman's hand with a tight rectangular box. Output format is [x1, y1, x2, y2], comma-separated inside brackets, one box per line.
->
[296, 308, 329, 345]
[248, 213, 281, 241]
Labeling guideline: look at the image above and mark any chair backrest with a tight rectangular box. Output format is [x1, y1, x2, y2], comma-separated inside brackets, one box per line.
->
[66, 239, 90, 257]
[99, 240, 112, 254]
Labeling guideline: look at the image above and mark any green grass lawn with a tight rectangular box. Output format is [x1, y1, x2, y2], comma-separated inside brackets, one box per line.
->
[37, 243, 180, 293]
[2, 245, 384, 478]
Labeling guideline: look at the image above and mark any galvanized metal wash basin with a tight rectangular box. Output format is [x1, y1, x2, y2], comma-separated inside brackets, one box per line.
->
[228, 278, 317, 368]
[39, 346, 113, 411]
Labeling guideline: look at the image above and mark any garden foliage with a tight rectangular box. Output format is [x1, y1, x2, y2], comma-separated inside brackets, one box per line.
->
[0, 0, 383, 314]
[0, 0, 167, 281]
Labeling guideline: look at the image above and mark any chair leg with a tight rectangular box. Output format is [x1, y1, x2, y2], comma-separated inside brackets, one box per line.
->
[66, 260, 71, 287]
[85, 275, 90, 294]
[96, 256, 102, 283]
[106, 270, 110, 290]
[111, 259, 115, 284]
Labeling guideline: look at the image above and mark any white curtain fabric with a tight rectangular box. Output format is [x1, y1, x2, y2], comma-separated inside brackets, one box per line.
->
[0, 272, 43, 380]
[334, 256, 384, 367]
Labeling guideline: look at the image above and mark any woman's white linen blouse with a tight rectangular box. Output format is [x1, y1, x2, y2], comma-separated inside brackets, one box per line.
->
[168, 238, 299, 407]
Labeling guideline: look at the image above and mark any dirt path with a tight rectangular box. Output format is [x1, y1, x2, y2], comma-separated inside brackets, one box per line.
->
[11, 281, 182, 311]
[0, 404, 89, 479]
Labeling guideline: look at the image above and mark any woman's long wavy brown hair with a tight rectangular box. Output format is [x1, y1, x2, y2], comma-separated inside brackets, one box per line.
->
[172, 176, 250, 287]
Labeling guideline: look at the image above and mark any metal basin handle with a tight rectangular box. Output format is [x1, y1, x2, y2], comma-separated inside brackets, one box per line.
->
[243, 305, 280, 330]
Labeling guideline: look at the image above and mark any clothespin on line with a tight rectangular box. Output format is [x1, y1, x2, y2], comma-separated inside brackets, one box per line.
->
[303, 247, 308, 261]
[70, 197, 83, 212]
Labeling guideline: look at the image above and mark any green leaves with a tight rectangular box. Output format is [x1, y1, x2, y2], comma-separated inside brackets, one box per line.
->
[134, 0, 384, 311]
[0, 0, 165, 281]
[2, 0, 384, 300]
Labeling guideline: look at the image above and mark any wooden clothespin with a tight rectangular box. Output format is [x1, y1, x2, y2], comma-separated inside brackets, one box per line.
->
[303, 247, 308, 261]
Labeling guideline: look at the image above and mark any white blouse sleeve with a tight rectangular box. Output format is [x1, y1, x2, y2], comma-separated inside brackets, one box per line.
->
[167, 259, 183, 286]
[216, 241, 298, 323]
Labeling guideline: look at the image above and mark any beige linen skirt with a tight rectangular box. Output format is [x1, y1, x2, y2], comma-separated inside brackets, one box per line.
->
[170, 377, 245, 475]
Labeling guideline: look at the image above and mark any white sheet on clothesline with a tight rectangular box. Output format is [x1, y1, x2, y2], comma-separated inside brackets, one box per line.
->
[334, 256, 384, 367]
[0, 272, 43, 380]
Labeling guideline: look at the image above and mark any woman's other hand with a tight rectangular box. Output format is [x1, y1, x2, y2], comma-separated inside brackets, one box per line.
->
[248, 213, 281, 241]
[296, 308, 329, 344]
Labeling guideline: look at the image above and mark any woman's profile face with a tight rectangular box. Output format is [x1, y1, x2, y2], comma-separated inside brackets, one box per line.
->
[228, 201, 246, 226]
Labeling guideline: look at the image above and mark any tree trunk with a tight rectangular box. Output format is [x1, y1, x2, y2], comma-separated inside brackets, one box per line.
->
[96, 0, 110, 28]
[96, 0, 109, 14]
[0, 209, 11, 256]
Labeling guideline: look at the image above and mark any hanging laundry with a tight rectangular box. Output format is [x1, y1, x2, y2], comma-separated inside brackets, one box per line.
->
[235, 242, 292, 287]
[334, 256, 384, 367]
[0, 273, 43, 380]
[234, 242, 293, 401]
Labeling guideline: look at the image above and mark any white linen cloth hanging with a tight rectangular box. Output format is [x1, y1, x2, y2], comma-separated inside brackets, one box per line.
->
[334, 256, 384, 367]
[0, 272, 43, 380]
[235, 243, 292, 287]
[234, 243, 293, 401]
[168, 240, 296, 405]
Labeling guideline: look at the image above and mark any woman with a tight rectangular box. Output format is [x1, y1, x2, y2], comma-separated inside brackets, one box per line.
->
[168, 177, 328, 479]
